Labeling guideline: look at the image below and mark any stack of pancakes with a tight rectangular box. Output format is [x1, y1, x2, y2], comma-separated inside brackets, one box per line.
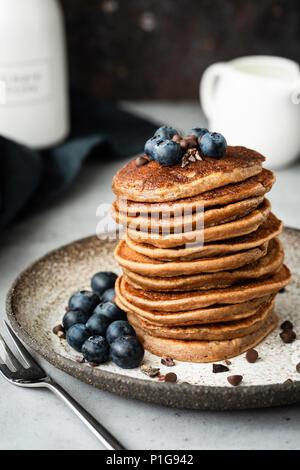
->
[112, 146, 291, 362]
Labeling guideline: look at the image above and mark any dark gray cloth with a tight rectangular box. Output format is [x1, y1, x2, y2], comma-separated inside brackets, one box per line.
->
[0, 92, 158, 231]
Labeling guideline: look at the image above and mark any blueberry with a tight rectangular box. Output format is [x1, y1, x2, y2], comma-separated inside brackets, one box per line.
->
[144, 135, 161, 160]
[62, 309, 90, 331]
[200, 132, 227, 158]
[101, 287, 115, 303]
[154, 126, 178, 140]
[106, 320, 136, 344]
[152, 139, 182, 166]
[93, 302, 127, 322]
[68, 290, 100, 314]
[86, 313, 111, 336]
[82, 336, 110, 364]
[187, 127, 209, 139]
[110, 336, 144, 369]
[91, 272, 117, 297]
[66, 324, 91, 352]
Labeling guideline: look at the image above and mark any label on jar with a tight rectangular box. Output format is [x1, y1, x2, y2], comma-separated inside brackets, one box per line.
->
[0, 59, 51, 106]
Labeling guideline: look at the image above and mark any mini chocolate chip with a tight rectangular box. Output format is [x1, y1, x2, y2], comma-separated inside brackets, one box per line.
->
[136, 156, 149, 167]
[65, 306, 69, 311]
[165, 372, 177, 383]
[213, 364, 229, 373]
[157, 375, 166, 381]
[280, 329, 296, 343]
[57, 330, 66, 339]
[224, 359, 231, 365]
[279, 287, 286, 294]
[141, 365, 160, 378]
[285, 378, 293, 383]
[227, 375, 243, 386]
[76, 356, 85, 364]
[246, 348, 259, 363]
[296, 363, 300, 373]
[161, 357, 175, 367]
[53, 324, 64, 335]
[172, 134, 182, 143]
[280, 320, 293, 330]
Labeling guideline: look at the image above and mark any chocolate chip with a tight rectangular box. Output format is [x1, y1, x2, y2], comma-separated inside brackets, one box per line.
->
[57, 330, 66, 339]
[161, 357, 175, 367]
[246, 348, 259, 363]
[285, 378, 293, 383]
[76, 356, 85, 364]
[89, 362, 99, 367]
[279, 287, 286, 294]
[213, 364, 229, 373]
[164, 372, 177, 383]
[227, 375, 243, 386]
[53, 324, 64, 335]
[172, 134, 182, 143]
[65, 306, 69, 311]
[280, 320, 293, 330]
[224, 359, 231, 365]
[136, 156, 149, 167]
[280, 329, 296, 343]
[296, 363, 300, 373]
[141, 364, 160, 378]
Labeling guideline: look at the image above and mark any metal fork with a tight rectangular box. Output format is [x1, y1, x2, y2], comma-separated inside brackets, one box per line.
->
[0, 321, 125, 450]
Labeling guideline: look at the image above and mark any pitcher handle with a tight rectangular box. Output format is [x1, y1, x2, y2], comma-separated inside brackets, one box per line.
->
[200, 62, 228, 119]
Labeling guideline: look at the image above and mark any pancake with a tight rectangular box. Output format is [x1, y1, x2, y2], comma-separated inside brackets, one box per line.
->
[133, 310, 278, 363]
[127, 296, 275, 341]
[115, 238, 269, 277]
[112, 195, 264, 234]
[123, 238, 283, 292]
[126, 199, 271, 248]
[112, 146, 265, 202]
[115, 169, 275, 216]
[119, 265, 291, 311]
[125, 213, 282, 260]
[116, 278, 273, 325]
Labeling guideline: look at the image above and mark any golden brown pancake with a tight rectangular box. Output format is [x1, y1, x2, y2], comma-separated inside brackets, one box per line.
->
[123, 238, 283, 291]
[115, 168, 275, 216]
[112, 195, 264, 233]
[127, 296, 275, 341]
[133, 310, 278, 363]
[112, 146, 265, 202]
[126, 199, 271, 248]
[125, 213, 282, 260]
[116, 278, 273, 325]
[119, 265, 291, 311]
[115, 237, 268, 277]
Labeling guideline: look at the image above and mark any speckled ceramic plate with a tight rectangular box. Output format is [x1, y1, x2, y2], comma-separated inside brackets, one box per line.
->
[6, 228, 300, 410]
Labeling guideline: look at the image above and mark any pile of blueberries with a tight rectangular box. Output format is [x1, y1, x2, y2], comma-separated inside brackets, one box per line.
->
[144, 126, 227, 166]
[62, 272, 144, 369]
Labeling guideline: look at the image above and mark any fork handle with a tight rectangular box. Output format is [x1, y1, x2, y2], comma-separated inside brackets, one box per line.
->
[44, 379, 125, 450]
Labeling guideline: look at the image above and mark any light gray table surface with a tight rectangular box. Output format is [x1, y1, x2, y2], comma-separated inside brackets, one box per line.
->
[1, 101, 300, 450]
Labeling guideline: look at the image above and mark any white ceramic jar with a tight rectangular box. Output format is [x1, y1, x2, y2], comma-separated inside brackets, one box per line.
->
[200, 56, 300, 168]
[0, 0, 69, 148]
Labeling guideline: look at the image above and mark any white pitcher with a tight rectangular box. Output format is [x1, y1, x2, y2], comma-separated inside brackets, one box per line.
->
[200, 56, 300, 168]
[0, 0, 69, 148]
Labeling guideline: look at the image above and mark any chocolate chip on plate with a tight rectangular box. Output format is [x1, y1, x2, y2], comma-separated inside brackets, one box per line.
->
[164, 372, 177, 383]
[246, 348, 259, 363]
[284, 378, 293, 383]
[280, 329, 296, 344]
[136, 156, 149, 167]
[280, 320, 293, 330]
[296, 363, 300, 373]
[279, 287, 286, 294]
[52, 324, 64, 335]
[227, 375, 243, 387]
[141, 364, 160, 378]
[213, 364, 229, 373]
[161, 357, 175, 367]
